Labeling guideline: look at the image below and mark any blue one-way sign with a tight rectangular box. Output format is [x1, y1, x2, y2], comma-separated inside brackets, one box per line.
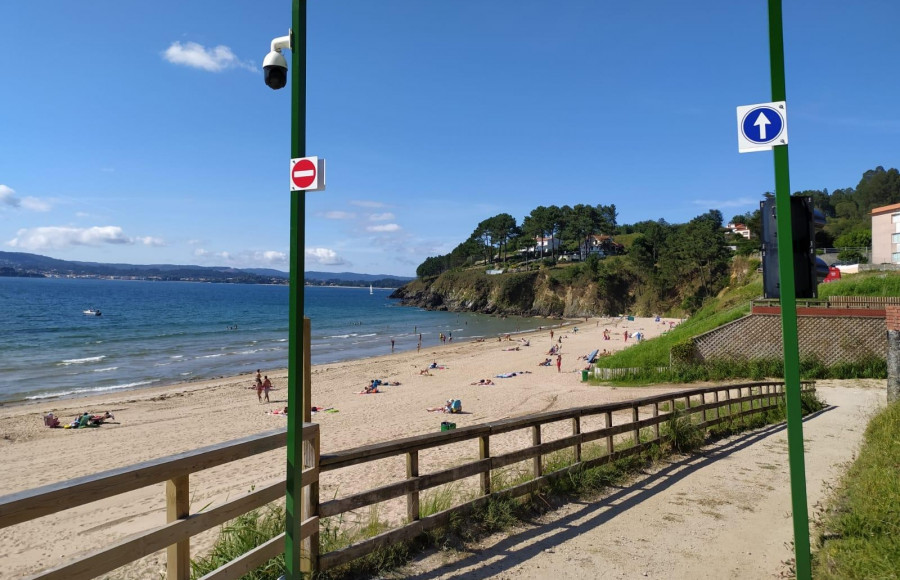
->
[736, 101, 788, 153]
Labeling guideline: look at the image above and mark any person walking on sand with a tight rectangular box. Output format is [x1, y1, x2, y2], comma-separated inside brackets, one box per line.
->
[262, 376, 272, 402]
[256, 376, 264, 403]
[556, 354, 562, 373]
[550, 329, 554, 340]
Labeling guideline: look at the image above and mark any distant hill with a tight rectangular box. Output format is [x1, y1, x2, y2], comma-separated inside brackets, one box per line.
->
[304, 271, 413, 283]
[0, 251, 413, 287]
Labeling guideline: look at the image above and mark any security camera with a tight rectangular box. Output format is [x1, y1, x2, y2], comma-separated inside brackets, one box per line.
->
[263, 34, 291, 90]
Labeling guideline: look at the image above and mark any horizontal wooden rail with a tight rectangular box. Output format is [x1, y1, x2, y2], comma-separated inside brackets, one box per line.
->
[0, 428, 293, 530]
[3, 424, 320, 580]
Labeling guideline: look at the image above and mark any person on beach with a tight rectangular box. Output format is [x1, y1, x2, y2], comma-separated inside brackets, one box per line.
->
[550, 329, 554, 339]
[43, 413, 61, 428]
[417, 341, 421, 353]
[391, 338, 395, 353]
[556, 354, 562, 373]
[256, 376, 264, 403]
[256, 369, 262, 383]
[624, 331, 629, 343]
[262, 376, 272, 402]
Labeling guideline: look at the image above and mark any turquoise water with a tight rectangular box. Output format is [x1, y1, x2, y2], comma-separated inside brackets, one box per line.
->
[0, 278, 545, 404]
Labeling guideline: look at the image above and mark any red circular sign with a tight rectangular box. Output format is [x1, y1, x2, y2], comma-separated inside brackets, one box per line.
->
[291, 158, 317, 189]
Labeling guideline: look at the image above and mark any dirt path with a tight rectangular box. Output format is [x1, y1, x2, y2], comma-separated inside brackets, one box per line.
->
[400, 381, 885, 580]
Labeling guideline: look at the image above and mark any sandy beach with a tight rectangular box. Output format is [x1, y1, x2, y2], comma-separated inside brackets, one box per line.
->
[0, 315, 681, 578]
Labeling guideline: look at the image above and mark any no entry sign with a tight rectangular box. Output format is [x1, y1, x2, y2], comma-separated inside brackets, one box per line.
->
[289, 156, 326, 191]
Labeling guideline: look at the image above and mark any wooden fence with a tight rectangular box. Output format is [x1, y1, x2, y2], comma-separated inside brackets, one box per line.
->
[0, 425, 320, 580]
[752, 296, 900, 309]
[0, 381, 811, 578]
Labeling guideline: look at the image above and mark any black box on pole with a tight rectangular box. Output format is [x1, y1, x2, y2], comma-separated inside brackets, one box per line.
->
[760, 195, 817, 299]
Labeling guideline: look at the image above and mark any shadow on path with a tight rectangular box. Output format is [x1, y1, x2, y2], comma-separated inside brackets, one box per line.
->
[402, 405, 836, 580]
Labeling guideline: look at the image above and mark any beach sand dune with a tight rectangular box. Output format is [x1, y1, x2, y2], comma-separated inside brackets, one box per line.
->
[0, 316, 683, 578]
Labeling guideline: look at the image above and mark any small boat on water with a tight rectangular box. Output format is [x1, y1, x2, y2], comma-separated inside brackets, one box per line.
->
[83, 308, 102, 316]
[369, 284, 373, 295]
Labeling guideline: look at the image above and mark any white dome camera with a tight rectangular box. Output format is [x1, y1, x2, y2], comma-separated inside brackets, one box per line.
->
[263, 33, 291, 90]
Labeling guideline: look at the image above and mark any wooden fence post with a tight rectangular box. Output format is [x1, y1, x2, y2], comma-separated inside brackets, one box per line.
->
[479, 435, 491, 496]
[605, 411, 613, 456]
[166, 475, 190, 580]
[572, 416, 582, 464]
[302, 428, 320, 574]
[406, 450, 419, 523]
[652, 402, 659, 440]
[700, 392, 707, 422]
[532, 425, 542, 478]
[631, 405, 640, 446]
[713, 390, 720, 419]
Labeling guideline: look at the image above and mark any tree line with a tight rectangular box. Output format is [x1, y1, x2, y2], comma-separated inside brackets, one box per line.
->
[729, 165, 900, 261]
[417, 203, 619, 277]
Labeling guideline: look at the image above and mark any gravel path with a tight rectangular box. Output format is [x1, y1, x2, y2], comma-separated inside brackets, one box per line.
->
[400, 381, 886, 580]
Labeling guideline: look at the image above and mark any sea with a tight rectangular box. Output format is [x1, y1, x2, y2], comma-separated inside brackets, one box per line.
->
[0, 277, 548, 405]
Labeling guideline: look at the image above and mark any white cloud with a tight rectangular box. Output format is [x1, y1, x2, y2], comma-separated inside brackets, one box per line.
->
[136, 236, 166, 247]
[0, 184, 52, 212]
[7, 226, 132, 250]
[163, 41, 256, 73]
[100, 167, 115, 173]
[21, 197, 51, 212]
[195, 248, 288, 268]
[305, 247, 346, 266]
[323, 210, 356, 220]
[0, 185, 18, 207]
[350, 200, 386, 208]
[367, 223, 401, 233]
[369, 212, 395, 221]
[258, 250, 287, 265]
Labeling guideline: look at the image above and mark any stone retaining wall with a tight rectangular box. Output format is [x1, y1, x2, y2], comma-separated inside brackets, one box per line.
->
[692, 314, 886, 365]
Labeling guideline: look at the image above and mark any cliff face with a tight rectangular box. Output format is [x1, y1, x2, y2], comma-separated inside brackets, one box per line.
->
[390, 270, 609, 317]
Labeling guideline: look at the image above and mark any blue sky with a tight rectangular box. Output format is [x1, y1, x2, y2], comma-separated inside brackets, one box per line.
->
[1, 1, 898, 277]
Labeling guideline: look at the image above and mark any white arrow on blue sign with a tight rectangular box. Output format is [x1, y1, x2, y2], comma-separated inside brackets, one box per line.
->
[736, 101, 788, 153]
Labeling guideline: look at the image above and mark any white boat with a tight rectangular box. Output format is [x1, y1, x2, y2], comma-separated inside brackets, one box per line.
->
[83, 308, 102, 316]
[369, 284, 373, 295]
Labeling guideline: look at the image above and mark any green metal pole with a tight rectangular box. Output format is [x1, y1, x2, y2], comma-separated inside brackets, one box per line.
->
[285, 0, 306, 578]
[768, 1, 811, 578]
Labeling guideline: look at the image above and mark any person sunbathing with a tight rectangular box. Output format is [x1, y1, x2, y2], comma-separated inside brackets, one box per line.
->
[43, 413, 61, 428]
[363, 382, 379, 394]
[538, 358, 552, 366]
[470, 379, 494, 385]
[90, 411, 115, 425]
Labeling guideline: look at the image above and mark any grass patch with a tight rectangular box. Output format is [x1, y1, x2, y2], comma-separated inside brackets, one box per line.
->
[592, 355, 886, 386]
[812, 400, 900, 580]
[190, 505, 286, 580]
[816, 270, 900, 298]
